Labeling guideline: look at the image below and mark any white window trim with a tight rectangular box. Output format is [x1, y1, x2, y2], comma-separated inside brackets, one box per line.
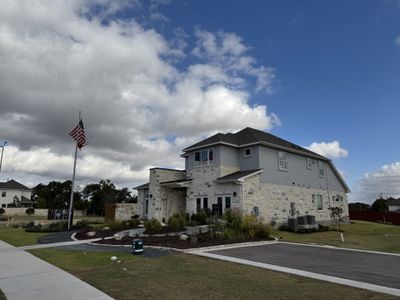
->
[306, 158, 313, 170]
[194, 148, 214, 167]
[317, 195, 323, 210]
[278, 151, 288, 171]
[244, 148, 252, 158]
[318, 161, 325, 178]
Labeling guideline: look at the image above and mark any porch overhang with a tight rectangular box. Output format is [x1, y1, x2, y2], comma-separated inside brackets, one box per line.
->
[215, 169, 264, 184]
[160, 179, 192, 188]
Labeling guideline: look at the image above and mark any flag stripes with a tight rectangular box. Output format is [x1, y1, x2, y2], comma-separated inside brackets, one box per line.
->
[69, 119, 86, 149]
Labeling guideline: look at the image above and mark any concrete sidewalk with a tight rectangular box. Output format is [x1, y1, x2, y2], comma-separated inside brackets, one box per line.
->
[0, 240, 113, 300]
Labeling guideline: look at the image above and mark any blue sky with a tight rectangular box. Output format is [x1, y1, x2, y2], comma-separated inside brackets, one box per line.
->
[145, 0, 400, 200]
[0, 0, 399, 202]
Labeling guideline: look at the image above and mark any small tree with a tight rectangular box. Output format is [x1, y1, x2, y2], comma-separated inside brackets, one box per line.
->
[329, 206, 343, 232]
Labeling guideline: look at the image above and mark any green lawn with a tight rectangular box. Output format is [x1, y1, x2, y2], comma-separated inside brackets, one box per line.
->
[29, 248, 397, 300]
[272, 221, 400, 253]
[0, 225, 47, 246]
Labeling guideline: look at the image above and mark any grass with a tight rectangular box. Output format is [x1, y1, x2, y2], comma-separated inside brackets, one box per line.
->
[29, 248, 397, 300]
[272, 221, 400, 253]
[0, 225, 48, 246]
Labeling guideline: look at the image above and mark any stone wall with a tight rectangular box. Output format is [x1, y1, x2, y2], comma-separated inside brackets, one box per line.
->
[0, 208, 87, 217]
[242, 174, 349, 224]
[186, 165, 241, 214]
[148, 168, 187, 221]
[2, 208, 48, 216]
[114, 203, 137, 221]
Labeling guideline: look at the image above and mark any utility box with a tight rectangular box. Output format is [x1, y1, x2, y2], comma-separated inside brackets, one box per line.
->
[306, 215, 316, 225]
[131, 239, 143, 255]
[297, 216, 306, 225]
[288, 218, 298, 231]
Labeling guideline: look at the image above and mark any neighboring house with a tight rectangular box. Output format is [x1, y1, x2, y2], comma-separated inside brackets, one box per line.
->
[388, 199, 400, 213]
[0, 179, 34, 208]
[135, 127, 350, 224]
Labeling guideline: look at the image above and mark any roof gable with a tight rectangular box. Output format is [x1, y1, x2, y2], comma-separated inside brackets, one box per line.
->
[0, 179, 31, 191]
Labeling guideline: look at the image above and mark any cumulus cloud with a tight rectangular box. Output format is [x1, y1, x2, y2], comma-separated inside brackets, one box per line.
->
[306, 141, 348, 159]
[351, 162, 400, 203]
[0, 0, 279, 188]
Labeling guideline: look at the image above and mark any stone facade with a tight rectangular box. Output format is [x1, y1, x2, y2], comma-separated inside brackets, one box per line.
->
[186, 165, 241, 214]
[147, 168, 187, 222]
[242, 174, 349, 224]
[114, 203, 137, 221]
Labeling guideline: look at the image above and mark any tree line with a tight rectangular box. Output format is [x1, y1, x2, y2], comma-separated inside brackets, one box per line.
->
[349, 197, 398, 212]
[32, 179, 137, 215]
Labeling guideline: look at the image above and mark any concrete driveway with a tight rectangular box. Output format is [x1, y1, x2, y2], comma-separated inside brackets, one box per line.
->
[194, 242, 400, 296]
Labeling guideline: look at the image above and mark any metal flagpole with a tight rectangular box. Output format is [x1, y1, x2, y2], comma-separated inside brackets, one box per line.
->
[67, 112, 81, 230]
[0, 141, 7, 173]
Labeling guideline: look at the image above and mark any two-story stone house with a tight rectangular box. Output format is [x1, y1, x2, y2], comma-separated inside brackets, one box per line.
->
[135, 127, 350, 224]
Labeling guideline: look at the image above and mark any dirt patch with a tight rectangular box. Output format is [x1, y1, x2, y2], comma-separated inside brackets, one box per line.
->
[95, 234, 273, 249]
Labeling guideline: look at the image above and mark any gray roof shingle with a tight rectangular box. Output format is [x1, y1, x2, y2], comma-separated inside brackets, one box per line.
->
[183, 127, 326, 160]
[0, 179, 31, 191]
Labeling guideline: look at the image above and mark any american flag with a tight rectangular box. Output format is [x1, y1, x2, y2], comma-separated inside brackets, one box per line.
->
[69, 119, 86, 149]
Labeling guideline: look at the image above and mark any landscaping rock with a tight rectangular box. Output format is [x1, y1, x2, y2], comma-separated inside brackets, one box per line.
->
[179, 234, 188, 240]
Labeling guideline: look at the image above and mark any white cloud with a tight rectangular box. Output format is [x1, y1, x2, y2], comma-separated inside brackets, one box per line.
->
[351, 162, 400, 203]
[306, 141, 348, 159]
[192, 29, 276, 93]
[395, 35, 400, 46]
[0, 0, 279, 188]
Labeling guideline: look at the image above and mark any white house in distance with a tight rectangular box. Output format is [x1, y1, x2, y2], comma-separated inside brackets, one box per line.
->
[0, 179, 33, 208]
[135, 127, 350, 225]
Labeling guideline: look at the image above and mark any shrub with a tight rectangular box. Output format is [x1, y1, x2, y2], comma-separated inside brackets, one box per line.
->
[254, 223, 271, 238]
[144, 218, 162, 233]
[241, 214, 258, 238]
[0, 208, 5, 215]
[190, 209, 209, 225]
[318, 224, 329, 232]
[74, 220, 90, 229]
[25, 208, 35, 215]
[168, 214, 186, 232]
[104, 219, 140, 231]
[224, 209, 242, 231]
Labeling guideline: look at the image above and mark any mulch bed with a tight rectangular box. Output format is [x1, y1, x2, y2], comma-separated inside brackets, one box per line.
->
[94, 234, 273, 249]
[74, 228, 121, 240]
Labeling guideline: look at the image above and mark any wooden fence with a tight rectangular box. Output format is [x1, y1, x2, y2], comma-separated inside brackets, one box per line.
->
[349, 210, 400, 225]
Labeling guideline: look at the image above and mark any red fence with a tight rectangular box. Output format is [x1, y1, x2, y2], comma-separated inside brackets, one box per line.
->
[349, 210, 400, 225]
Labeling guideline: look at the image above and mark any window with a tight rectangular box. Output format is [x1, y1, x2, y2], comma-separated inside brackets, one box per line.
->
[311, 194, 315, 203]
[194, 148, 214, 167]
[278, 151, 288, 171]
[203, 197, 208, 210]
[194, 152, 200, 166]
[1, 204, 5, 208]
[306, 158, 313, 170]
[317, 195, 323, 210]
[244, 148, 251, 157]
[196, 198, 201, 212]
[318, 161, 325, 178]
[253, 206, 259, 216]
[225, 197, 231, 209]
[1, 192, 6, 197]
[208, 149, 214, 162]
